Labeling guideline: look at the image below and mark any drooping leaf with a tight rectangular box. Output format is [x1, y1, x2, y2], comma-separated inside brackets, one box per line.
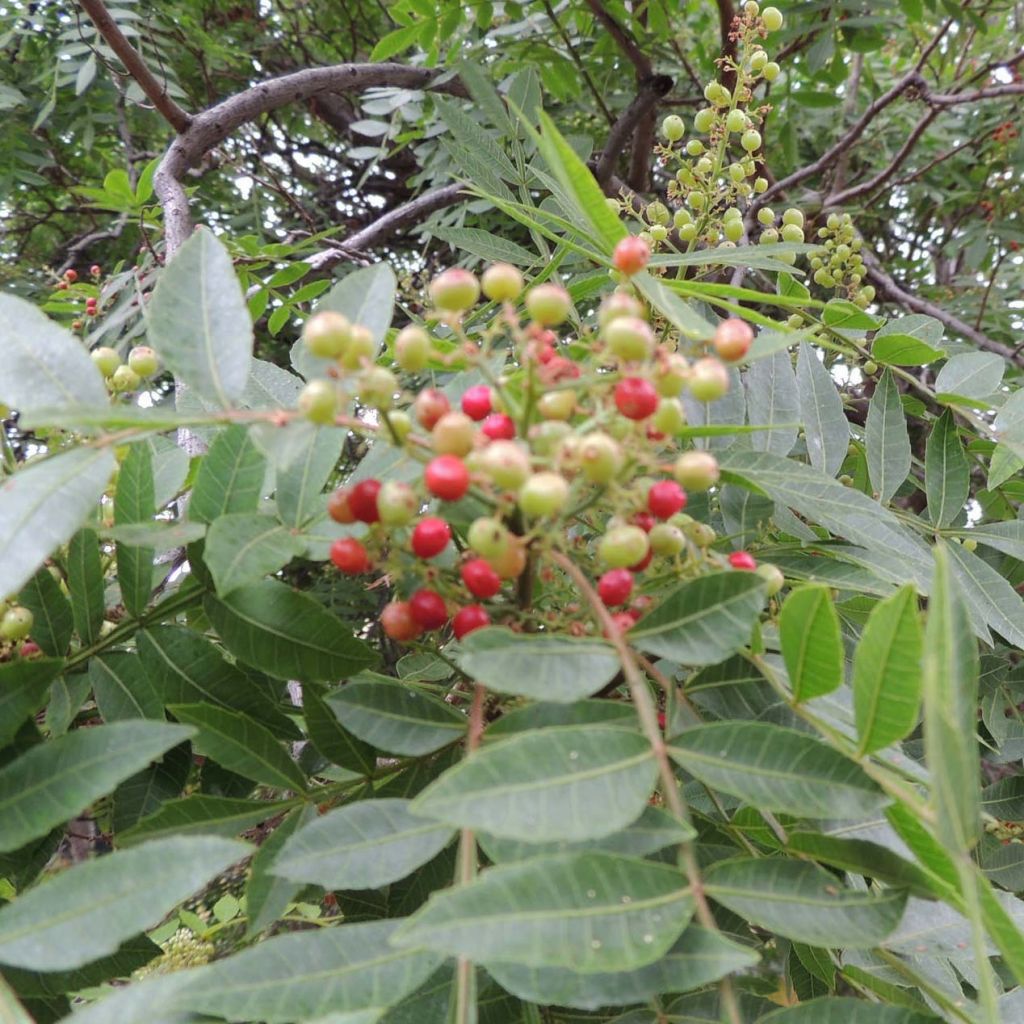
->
[66, 527, 104, 644]
[89, 653, 164, 722]
[0, 836, 247, 970]
[669, 722, 888, 819]
[924, 410, 969, 527]
[796, 342, 849, 477]
[146, 228, 253, 407]
[865, 369, 911, 504]
[411, 726, 656, 842]
[122, 794, 296, 845]
[745, 348, 800, 456]
[779, 584, 843, 702]
[205, 513, 306, 595]
[303, 684, 377, 775]
[853, 586, 923, 755]
[934, 352, 1004, 400]
[17, 566, 73, 657]
[0, 659, 61, 748]
[113, 441, 155, 616]
[188, 424, 267, 524]
[275, 427, 345, 528]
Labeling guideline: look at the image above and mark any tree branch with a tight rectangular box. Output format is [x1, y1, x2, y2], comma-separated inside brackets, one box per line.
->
[923, 82, 1024, 106]
[716, 0, 739, 92]
[77, 0, 192, 133]
[593, 75, 674, 187]
[583, 0, 651, 76]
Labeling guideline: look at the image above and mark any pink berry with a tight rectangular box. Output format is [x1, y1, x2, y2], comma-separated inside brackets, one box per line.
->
[425, 455, 470, 501]
[481, 413, 516, 440]
[598, 569, 634, 607]
[648, 481, 687, 519]
[453, 605, 490, 639]
[729, 551, 757, 571]
[461, 385, 493, 421]
[613, 236, 651, 276]
[614, 377, 658, 420]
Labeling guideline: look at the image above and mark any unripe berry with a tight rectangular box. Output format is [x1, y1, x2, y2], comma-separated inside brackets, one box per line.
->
[481, 263, 524, 302]
[453, 605, 490, 640]
[612, 236, 650, 276]
[425, 455, 471, 501]
[578, 432, 623, 484]
[388, 410, 412, 442]
[128, 346, 159, 378]
[598, 290, 646, 329]
[0, 606, 33, 642]
[395, 325, 431, 372]
[109, 365, 141, 393]
[729, 550, 757, 571]
[754, 176, 769, 193]
[599, 525, 650, 569]
[763, 62, 780, 81]
[654, 353, 690, 397]
[481, 413, 516, 440]
[529, 420, 572, 457]
[488, 541, 527, 579]
[91, 346, 120, 378]
[781, 223, 805, 244]
[649, 522, 686, 557]
[298, 380, 336, 423]
[688, 358, 730, 402]
[744, 0, 759, 15]
[757, 207, 775, 226]
[661, 114, 685, 141]
[723, 219, 744, 243]
[537, 390, 576, 421]
[348, 479, 382, 523]
[481, 440, 531, 490]
[415, 388, 451, 430]
[519, 471, 570, 517]
[704, 81, 729, 105]
[303, 311, 351, 358]
[411, 517, 452, 559]
[598, 568, 633, 607]
[614, 377, 658, 420]
[377, 481, 419, 525]
[741, 129, 762, 153]
[330, 538, 371, 574]
[358, 366, 397, 411]
[429, 267, 480, 312]
[863, 360, 878, 375]
[725, 109, 748, 134]
[381, 601, 423, 642]
[646, 201, 670, 227]
[760, 227, 780, 244]
[648, 480, 687, 519]
[712, 318, 754, 362]
[338, 324, 374, 371]
[467, 517, 511, 559]
[432, 412, 476, 456]
[750, 50, 768, 72]
[409, 589, 449, 630]
[781, 208, 804, 228]
[525, 283, 572, 326]
[605, 316, 655, 362]
[653, 397, 686, 436]
[674, 450, 720, 491]
[762, 5, 783, 31]
[685, 139, 705, 156]
[693, 108, 716, 133]
[756, 562, 785, 595]
[327, 487, 356, 524]
[461, 558, 502, 599]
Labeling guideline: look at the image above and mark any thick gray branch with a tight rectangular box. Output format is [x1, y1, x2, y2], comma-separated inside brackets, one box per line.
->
[593, 75, 674, 186]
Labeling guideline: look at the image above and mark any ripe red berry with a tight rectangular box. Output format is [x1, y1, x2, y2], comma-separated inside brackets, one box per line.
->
[64, 269, 78, 283]
[330, 538, 371, 574]
[57, 281, 68, 290]
[605, 611, 636, 637]
[381, 601, 423, 642]
[614, 377, 658, 420]
[409, 589, 449, 630]
[90, 264, 101, 276]
[327, 487, 356, 524]
[613, 236, 651, 276]
[453, 604, 490, 639]
[461, 558, 502, 598]
[19, 641, 42, 659]
[461, 385, 493, 421]
[411, 517, 452, 558]
[598, 568, 634, 607]
[629, 548, 654, 573]
[728, 551, 757, 571]
[348, 480, 382, 523]
[425, 455, 470, 501]
[631, 511, 656, 533]
[648, 481, 687, 519]
[415, 388, 451, 430]
[481, 413, 516, 440]
[86, 296, 97, 309]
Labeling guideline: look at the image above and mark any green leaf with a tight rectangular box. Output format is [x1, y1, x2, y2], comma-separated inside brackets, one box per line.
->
[628, 572, 766, 665]
[871, 335, 944, 366]
[122, 794, 294, 844]
[168, 703, 307, 792]
[112, 743, 191, 833]
[245, 803, 316, 937]
[0, 836, 247, 971]
[966, 520, 1024, 561]
[633, 274, 714, 341]
[205, 513, 306, 595]
[114, 442, 155, 616]
[430, 227, 536, 267]
[188, 424, 267, 524]
[705, 857, 906, 948]
[486, 926, 758, 1011]
[392, 853, 694, 972]
[369, 20, 422, 61]
[866, 369, 911, 504]
[0, 975, 36, 1024]
[410, 726, 656, 842]
[327, 676, 466, 756]
[66, 527, 104, 644]
[453, 628, 620, 702]
[759, 997, 938, 1022]
[669, 722, 888, 819]
[0, 721, 193, 852]
[89, 653, 164, 722]
[746, 348, 800, 456]
[272, 798, 455, 890]
[146, 228, 253, 407]
[923, 544, 980, 852]
[934, 352, 1004, 400]
[0, 660, 60, 748]
[853, 586, 923, 755]
[17, 566, 72, 657]
[204, 580, 376, 681]
[947, 540, 1024, 647]
[822, 300, 883, 331]
[303, 685, 376, 775]
[796, 342, 849, 477]
[924, 409, 969, 527]
[780, 584, 843, 702]
[0, 294, 108, 413]
[0, 447, 116, 598]
[275, 427, 345, 528]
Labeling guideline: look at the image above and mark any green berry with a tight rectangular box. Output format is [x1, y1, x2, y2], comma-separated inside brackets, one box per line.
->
[781, 223, 805, 243]
[481, 263, 524, 302]
[127, 346, 159, 378]
[686, 139, 706, 156]
[598, 525, 649, 568]
[519, 472, 570, 517]
[724, 219, 744, 243]
[653, 397, 686, 435]
[91, 346, 120, 378]
[649, 523, 686, 557]
[605, 316, 655, 362]
[763, 62, 780, 81]
[429, 268, 480, 312]
[662, 114, 686, 141]
[673, 450, 720, 491]
[782, 208, 804, 228]
[468, 516, 511, 559]
[298, 380, 337, 424]
[726, 109, 748, 134]
[756, 562, 785, 595]
[693, 108, 716, 133]
[109, 365, 140, 393]
[358, 366, 397, 411]
[303, 311, 351, 358]
[395, 325, 431, 372]
[762, 6, 783, 31]
[741, 129, 762, 153]
[338, 324, 375, 370]
[0, 606, 33, 642]
[526, 283, 572, 326]
[757, 207, 775, 226]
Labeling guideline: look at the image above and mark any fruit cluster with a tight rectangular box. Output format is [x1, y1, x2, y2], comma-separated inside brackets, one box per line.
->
[132, 928, 215, 979]
[810, 213, 876, 308]
[298, 245, 782, 645]
[90, 345, 161, 394]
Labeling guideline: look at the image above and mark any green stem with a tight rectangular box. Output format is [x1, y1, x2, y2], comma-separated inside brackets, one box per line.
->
[956, 855, 1002, 1023]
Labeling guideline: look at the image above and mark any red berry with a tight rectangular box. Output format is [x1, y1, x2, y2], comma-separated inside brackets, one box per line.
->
[712, 318, 754, 362]
[461, 558, 502, 598]
[631, 511, 656, 533]
[330, 538, 371, 574]
[411, 517, 452, 558]
[348, 480, 382, 523]
[453, 604, 490, 639]
[86, 296, 97, 309]
[64, 269, 78, 283]
[415, 388, 451, 430]
[90, 264, 101, 276]
[648, 481, 687, 519]
[57, 281, 68, 290]
[614, 377, 658, 420]
[605, 611, 636, 637]
[409, 589, 449, 630]
[598, 568, 634, 607]
[657, 711, 666, 729]
[629, 548, 654, 573]
[327, 487, 356, 524]
[461, 385, 493, 421]
[613, 236, 651, 276]
[481, 413, 516, 440]
[19, 641, 42, 659]
[381, 601, 423, 642]
[425, 455, 470, 501]
[729, 551, 757, 571]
